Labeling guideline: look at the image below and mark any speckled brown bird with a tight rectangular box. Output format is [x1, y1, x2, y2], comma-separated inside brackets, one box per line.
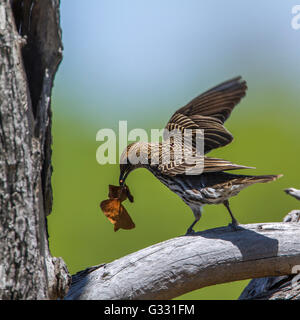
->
[119, 77, 282, 233]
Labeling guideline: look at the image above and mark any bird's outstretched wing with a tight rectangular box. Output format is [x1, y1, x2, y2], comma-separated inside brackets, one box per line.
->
[155, 77, 248, 176]
[164, 76, 247, 154]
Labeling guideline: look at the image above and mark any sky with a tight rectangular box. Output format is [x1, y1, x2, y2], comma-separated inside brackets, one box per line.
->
[54, 0, 300, 126]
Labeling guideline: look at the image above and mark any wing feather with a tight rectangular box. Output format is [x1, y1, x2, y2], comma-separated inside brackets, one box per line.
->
[156, 156, 254, 176]
[156, 77, 248, 176]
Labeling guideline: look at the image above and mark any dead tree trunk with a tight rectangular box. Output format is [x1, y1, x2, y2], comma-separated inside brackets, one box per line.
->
[0, 0, 69, 299]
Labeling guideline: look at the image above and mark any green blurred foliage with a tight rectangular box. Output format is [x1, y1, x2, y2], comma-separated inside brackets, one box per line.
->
[48, 87, 300, 300]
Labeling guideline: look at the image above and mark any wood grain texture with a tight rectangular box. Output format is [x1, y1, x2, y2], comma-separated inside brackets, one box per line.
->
[65, 222, 300, 300]
[0, 0, 69, 299]
[239, 210, 300, 300]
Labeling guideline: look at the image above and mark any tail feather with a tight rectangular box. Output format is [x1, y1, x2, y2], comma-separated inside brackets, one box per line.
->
[190, 172, 282, 189]
[234, 174, 283, 186]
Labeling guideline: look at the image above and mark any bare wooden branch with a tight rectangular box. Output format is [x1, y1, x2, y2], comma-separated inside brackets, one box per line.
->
[239, 210, 300, 300]
[65, 222, 300, 300]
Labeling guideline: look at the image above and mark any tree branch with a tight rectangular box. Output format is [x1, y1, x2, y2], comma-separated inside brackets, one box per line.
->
[239, 210, 300, 300]
[65, 222, 300, 300]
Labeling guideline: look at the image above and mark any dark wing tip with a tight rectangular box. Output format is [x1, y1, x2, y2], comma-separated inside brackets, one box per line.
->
[205, 76, 247, 94]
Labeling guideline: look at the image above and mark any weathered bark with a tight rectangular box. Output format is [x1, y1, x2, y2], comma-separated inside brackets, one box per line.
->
[65, 222, 300, 300]
[239, 210, 300, 300]
[0, 0, 69, 299]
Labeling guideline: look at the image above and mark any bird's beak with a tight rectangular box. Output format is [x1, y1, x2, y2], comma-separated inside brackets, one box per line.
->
[119, 172, 127, 186]
[119, 165, 134, 186]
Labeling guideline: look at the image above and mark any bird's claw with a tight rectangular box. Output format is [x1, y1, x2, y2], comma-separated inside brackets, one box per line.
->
[185, 228, 196, 235]
[228, 221, 239, 231]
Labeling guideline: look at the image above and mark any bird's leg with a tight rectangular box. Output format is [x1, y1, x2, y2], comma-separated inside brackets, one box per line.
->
[223, 200, 239, 229]
[186, 218, 200, 235]
[186, 208, 202, 235]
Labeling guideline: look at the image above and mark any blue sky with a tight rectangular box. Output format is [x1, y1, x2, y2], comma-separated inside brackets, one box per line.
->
[53, 1, 300, 125]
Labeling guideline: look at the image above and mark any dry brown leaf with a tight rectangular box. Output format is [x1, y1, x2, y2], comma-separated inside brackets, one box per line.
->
[100, 185, 135, 232]
[108, 184, 134, 203]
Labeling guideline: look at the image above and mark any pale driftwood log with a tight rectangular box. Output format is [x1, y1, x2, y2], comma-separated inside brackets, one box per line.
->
[65, 222, 300, 300]
[0, 0, 69, 299]
[239, 210, 300, 300]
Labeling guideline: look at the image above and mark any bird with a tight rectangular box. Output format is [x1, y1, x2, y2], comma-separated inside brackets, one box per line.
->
[119, 76, 282, 234]
[284, 188, 300, 201]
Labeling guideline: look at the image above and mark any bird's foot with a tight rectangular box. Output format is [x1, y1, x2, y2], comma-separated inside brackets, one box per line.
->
[228, 220, 239, 231]
[185, 228, 196, 235]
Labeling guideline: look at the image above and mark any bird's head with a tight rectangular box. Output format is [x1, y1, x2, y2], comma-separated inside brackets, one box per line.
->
[119, 143, 144, 186]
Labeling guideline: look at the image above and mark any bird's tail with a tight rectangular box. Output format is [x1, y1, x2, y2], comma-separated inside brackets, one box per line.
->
[236, 174, 283, 186]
